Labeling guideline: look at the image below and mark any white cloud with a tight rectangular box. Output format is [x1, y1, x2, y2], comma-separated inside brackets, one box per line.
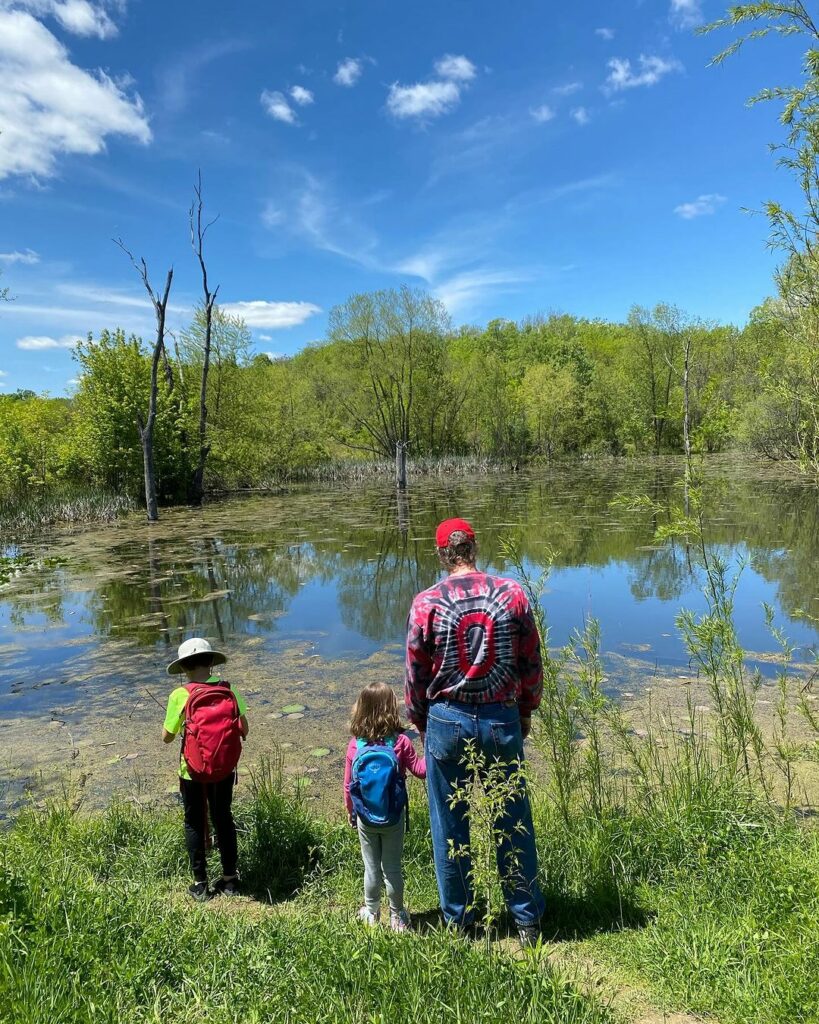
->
[52, 0, 117, 37]
[387, 55, 478, 121]
[0, 249, 39, 264]
[434, 54, 477, 82]
[16, 333, 80, 350]
[670, 0, 703, 29]
[0, 9, 150, 181]
[0, 369, 7, 376]
[220, 300, 321, 329]
[553, 81, 582, 97]
[674, 193, 726, 219]
[257, 333, 273, 342]
[334, 57, 362, 87]
[262, 350, 285, 361]
[531, 104, 555, 123]
[595, 27, 615, 40]
[261, 89, 296, 124]
[3, 1, 120, 39]
[571, 106, 590, 126]
[605, 54, 682, 92]
[387, 79, 461, 120]
[290, 84, 314, 106]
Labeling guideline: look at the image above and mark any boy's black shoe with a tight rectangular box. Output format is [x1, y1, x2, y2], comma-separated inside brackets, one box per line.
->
[189, 881, 211, 902]
[517, 921, 542, 948]
[211, 877, 241, 897]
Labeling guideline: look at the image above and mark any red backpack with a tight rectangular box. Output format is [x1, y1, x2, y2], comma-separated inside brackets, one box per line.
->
[182, 681, 243, 783]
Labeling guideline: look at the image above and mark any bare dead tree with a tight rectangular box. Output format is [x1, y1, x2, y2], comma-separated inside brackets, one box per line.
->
[114, 238, 174, 522]
[189, 170, 220, 505]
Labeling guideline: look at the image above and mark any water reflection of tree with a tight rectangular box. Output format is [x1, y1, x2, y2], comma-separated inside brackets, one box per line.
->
[85, 532, 317, 645]
[4, 460, 818, 656]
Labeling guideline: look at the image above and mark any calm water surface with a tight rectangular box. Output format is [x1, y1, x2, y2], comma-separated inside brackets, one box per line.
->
[1, 457, 818, 721]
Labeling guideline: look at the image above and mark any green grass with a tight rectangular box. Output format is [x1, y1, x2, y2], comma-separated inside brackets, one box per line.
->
[3, 758, 818, 1024]
[0, 777, 609, 1024]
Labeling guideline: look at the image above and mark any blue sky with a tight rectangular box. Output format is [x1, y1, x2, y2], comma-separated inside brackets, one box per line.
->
[0, 0, 805, 396]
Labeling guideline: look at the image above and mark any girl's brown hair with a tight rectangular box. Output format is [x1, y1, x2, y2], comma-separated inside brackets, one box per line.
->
[350, 682, 402, 743]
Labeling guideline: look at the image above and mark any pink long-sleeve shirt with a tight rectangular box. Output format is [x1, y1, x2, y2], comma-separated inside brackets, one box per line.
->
[343, 733, 426, 815]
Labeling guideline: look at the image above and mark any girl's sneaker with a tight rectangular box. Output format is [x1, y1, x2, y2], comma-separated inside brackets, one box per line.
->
[390, 910, 410, 932]
[357, 906, 379, 926]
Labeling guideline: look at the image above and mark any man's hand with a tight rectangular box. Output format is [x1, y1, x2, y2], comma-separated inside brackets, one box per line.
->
[348, 811, 357, 828]
[520, 715, 532, 740]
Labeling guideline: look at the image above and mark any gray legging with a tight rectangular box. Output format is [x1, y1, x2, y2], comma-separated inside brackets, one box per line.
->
[357, 815, 406, 915]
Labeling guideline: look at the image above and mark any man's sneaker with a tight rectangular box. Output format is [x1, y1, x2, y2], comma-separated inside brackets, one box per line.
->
[357, 906, 379, 926]
[188, 881, 211, 903]
[390, 909, 411, 932]
[517, 921, 542, 948]
[211, 877, 241, 897]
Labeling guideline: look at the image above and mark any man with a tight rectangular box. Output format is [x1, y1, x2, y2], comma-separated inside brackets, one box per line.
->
[405, 517, 545, 944]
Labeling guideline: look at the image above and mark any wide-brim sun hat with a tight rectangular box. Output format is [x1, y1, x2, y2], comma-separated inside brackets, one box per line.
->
[167, 637, 227, 676]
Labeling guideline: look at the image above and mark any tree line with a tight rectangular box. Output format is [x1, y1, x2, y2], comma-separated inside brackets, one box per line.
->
[0, 289, 813, 508]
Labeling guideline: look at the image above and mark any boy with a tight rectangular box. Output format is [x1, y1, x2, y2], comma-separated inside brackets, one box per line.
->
[162, 637, 249, 901]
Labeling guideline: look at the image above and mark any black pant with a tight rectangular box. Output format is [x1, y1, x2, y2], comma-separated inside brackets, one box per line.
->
[180, 774, 238, 882]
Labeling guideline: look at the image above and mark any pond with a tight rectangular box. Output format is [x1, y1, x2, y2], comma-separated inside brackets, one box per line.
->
[0, 456, 817, 813]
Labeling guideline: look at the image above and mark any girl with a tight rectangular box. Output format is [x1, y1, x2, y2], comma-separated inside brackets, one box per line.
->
[344, 682, 426, 931]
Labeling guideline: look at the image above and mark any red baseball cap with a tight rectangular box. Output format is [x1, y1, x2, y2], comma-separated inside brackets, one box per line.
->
[435, 517, 475, 548]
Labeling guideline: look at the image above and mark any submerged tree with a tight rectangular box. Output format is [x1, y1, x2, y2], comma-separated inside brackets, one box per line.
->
[114, 240, 174, 521]
[189, 171, 220, 505]
[322, 286, 451, 463]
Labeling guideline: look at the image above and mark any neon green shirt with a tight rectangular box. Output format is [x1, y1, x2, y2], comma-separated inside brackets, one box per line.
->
[164, 677, 248, 780]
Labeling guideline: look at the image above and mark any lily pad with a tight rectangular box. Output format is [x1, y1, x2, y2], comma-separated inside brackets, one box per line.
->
[310, 747, 330, 758]
[281, 704, 305, 714]
[286, 712, 305, 720]
[267, 712, 283, 720]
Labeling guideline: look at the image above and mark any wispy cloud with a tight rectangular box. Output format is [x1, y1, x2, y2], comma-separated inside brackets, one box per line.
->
[261, 89, 297, 124]
[674, 193, 726, 219]
[0, 369, 7, 377]
[387, 54, 477, 121]
[290, 85, 314, 106]
[553, 81, 582, 97]
[157, 38, 249, 115]
[432, 268, 538, 316]
[531, 104, 555, 124]
[0, 249, 39, 265]
[0, 8, 150, 181]
[333, 57, 362, 87]
[16, 333, 80, 350]
[571, 106, 590, 126]
[670, 0, 703, 29]
[605, 54, 682, 92]
[595, 27, 615, 40]
[220, 300, 321, 329]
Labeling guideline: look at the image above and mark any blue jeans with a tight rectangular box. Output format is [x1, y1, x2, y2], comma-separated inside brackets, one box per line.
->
[425, 700, 545, 927]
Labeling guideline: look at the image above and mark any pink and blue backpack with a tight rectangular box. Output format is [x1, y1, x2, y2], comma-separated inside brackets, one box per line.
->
[349, 736, 408, 827]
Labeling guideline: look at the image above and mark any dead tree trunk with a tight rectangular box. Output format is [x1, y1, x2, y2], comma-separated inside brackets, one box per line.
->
[115, 239, 173, 522]
[190, 171, 220, 505]
[395, 440, 408, 490]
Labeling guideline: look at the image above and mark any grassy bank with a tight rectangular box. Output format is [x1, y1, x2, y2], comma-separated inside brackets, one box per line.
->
[0, 767, 608, 1024]
[1, 751, 818, 1024]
